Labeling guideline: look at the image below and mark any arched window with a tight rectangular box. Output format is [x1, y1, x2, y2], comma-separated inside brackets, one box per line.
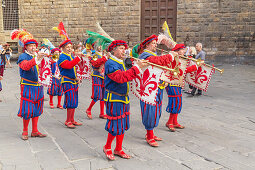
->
[2, 0, 19, 30]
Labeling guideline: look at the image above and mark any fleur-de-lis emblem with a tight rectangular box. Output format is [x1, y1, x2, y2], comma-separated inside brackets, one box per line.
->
[39, 58, 51, 81]
[190, 67, 208, 85]
[135, 68, 158, 96]
[76, 57, 90, 79]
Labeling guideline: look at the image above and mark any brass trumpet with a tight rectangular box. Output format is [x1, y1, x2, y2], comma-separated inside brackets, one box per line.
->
[130, 56, 179, 76]
[92, 55, 98, 61]
[157, 48, 224, 75]
[52, 54, 59, 61]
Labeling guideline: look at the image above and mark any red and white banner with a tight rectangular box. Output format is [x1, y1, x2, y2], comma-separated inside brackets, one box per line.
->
[54, 63, 61, 79]
[185, 61, 215, 92]
[38, 57, 52, 87]
[160, 57, 188, 88]
[131, 65, 163, 106]
[98, 64, 105, 77]
[76, 57, 91, 80]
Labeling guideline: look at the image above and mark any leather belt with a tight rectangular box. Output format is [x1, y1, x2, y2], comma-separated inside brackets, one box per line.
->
[21, 78, 38, 84]
[62, 75, 76, 81]
[105, 89, 128, 97]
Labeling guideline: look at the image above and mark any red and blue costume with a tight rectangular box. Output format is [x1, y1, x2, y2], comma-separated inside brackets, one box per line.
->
[0, 57, 4, 92]
[11, 30, 47, 139]
[47, 49, 63, 109]
[86, 51, 107, 119]
[17, 49, 46, 139]
[17, 52, 44, 120]
[139, 47, 174, 146]
[57, 40, 82, 128]
[103, 40, 140, 160]
[165, 44, 198, 132]
[104, 56, 133, 136]
[47, 62, 63, 96]
[58, 52, 79, 109]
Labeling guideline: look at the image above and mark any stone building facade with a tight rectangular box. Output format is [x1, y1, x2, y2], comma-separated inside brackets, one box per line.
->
[0, 0, 254, 59]
[177, 0, 255, 58]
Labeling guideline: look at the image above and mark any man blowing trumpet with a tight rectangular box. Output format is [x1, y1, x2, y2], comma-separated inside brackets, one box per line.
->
[11, 29, 48, 140]
[103, 40, 148, 160]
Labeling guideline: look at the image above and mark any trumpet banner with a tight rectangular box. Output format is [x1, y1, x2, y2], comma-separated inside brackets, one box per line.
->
[76, 57, 91, 80]
[54, 63, 61, 79]
[185, 61, 215, 92]
[98, 64, 105, 77]
[131, 65, 163, 106]
[38, 57, 52, 87]
[160, 57, 188, 88]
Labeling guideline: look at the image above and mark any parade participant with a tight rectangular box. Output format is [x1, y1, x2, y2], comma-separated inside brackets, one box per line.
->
[11, 29, 47, 140]
[139, 35, 176, 147]
[39, 43, 50, 55]
[103, 40, 147, 160]
[86, 45, 107, 119]
[165, 44, 199, 132]
[0, 53, 4, 77]
[82, 37, 96, 56]
[190, 42, 206, 96]
[0, 44, 6, 69]
[0, 76, 2, 102]
[58, 39, 83, 128]
[3, 44, 12, 68]
[0, 55, 4, 102]
[47, 47, 63, 109]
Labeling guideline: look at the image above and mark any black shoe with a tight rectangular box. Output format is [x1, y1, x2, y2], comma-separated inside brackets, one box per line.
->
[196, 93, 202, 96]
[187, 93, 194, 97]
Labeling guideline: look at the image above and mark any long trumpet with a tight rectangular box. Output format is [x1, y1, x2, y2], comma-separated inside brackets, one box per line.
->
[129, 55, 179, 76]
[92, 55, 98, 61]
[157, 48, 224, 74]
[52, 54, 59, 61]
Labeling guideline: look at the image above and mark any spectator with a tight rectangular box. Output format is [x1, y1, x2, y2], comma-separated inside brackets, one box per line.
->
[1, 44, 6, 69]
[0, 44, 3, 51]
[0, 54, 4, 102]
[190, 43, 206, 96]
[4, 44, 12, 68]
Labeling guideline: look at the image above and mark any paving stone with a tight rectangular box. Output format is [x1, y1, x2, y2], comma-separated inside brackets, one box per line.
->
[182, 159, 223, 170]
[215, 149, 255, 168]
[72, 159, 90, 170]
[113, 159, 154, 170]
[29, 137, 58, 153]
[90, 159, 114, 170]
[35, 149, 74, 170]
[2, 165, 16, 170]
[163, 148, 202, 162]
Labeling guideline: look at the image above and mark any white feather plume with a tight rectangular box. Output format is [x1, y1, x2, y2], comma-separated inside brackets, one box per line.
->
[157, 33, 176, 49]
[95, 22, 114, 41]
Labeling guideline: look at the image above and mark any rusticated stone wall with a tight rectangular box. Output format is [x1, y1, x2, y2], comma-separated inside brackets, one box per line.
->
[2, 0, 254, 60]
[177, 0, 255, 57]
[18, 0, 140, 46]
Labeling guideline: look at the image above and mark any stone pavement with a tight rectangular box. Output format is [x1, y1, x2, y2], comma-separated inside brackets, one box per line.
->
[0, 63, 255, 170]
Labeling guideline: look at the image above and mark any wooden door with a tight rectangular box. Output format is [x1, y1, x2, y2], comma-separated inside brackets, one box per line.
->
[141, 0, 177, 41]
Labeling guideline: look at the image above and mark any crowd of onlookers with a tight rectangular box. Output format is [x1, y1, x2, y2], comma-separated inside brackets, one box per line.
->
[0, 43, 13, 102]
